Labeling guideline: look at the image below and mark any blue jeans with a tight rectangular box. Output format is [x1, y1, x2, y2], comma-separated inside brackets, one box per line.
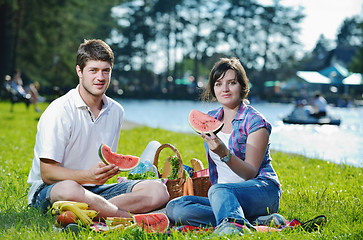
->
[30, 180, 140, 214]
[166, 178, 281, 227]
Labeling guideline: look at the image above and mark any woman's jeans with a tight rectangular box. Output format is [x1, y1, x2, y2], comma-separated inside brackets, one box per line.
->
[166, 178, 281, 227]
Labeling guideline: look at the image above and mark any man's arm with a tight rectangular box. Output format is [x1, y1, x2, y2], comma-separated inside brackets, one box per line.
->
[40, 158, 120, 185]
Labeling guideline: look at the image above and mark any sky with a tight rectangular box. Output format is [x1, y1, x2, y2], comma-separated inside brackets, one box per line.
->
[260, 0, 363, 51]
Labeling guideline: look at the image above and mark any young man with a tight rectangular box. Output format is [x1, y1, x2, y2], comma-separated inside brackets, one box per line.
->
[27, 39, 169, 219]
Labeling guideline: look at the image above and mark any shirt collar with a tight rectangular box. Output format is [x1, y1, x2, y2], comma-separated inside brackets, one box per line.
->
[234, 102, 247, 120]
[74, 85, 108, 110]
[212, 102, 247, 121]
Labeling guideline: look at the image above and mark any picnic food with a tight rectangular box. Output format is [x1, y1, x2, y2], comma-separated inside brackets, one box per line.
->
[183, 170, 194, 196]
[168, 156, 180, 179]
[133, 213, 169, 233]
[190, 158, 204, 171]
[52, 201, 97, 226]
[188, 109, 223, 135]
[186, 177, 194, 195]
[56, 211, 77, 226]
[106, 217, 134, 227]
[52, 201, 89, 210]
[98, 144, 140, 171]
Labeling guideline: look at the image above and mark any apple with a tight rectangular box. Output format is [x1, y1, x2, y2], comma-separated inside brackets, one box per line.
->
[56, 211, 77, 227]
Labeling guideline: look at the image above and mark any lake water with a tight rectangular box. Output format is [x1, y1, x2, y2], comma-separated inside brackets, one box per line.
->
[116, 99, 363, 168]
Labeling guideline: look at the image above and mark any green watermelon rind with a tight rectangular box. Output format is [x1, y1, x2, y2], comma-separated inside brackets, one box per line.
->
[98, 144, 140, 172]
[188, 109, 224, 135]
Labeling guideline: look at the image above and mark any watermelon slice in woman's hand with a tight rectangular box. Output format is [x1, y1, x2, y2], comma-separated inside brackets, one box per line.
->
[188, 109, 223, 135]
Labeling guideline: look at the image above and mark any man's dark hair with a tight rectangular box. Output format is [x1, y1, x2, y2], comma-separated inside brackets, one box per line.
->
[76, 39, 114, 71]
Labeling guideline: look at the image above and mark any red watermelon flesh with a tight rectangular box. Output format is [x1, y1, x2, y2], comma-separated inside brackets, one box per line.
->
[188, 109, 224, 135]
[98, 144, 140, 171]
[133, 213, 169, 233]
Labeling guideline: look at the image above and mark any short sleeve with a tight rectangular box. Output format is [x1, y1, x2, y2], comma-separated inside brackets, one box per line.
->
[247, 113, 272, 135]
[35, 105, 71, 163]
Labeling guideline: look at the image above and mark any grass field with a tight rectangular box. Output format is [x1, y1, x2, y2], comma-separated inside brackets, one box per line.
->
[0, 101, 362, 239]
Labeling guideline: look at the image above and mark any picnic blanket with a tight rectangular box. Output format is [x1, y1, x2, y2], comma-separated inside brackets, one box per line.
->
[51, 201, 326, 234]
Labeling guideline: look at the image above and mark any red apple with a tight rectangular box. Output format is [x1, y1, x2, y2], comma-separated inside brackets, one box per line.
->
[56, 211, 77, 227]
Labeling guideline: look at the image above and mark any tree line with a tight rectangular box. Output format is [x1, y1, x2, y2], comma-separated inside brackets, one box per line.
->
[1, 0, 362, 100]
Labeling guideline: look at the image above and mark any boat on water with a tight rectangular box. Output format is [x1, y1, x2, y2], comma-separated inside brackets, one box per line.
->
[282, 106, 341, 126]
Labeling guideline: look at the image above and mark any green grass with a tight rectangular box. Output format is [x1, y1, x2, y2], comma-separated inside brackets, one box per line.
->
[0, 101, 362, 239]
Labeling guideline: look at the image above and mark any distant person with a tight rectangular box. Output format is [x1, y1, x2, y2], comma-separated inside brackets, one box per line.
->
[291, 100, 308, 118]
[27, 81, 42, 112]
[11, 71, 29, 98]
[4, 71, 31, 110]
[8, 71, 42, 111]
[27, 39, 169, 220]
[311, 93, 327, 118]
[166, 57, 281, 236]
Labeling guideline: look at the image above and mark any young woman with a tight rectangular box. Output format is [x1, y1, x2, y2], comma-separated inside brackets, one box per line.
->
[166, 57, 281, 236]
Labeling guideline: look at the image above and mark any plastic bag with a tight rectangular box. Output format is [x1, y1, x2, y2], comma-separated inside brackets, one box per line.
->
[129, 141, 161, 176]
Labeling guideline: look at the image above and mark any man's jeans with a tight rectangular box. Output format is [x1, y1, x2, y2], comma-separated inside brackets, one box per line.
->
[30, 180, 140, 214]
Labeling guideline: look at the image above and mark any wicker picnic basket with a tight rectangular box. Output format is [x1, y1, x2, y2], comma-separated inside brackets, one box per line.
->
[153, 143, 211, 200]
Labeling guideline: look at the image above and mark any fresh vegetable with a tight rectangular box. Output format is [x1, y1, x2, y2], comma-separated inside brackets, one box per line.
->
[169, 156, 179, 179]
[127, 171, 157, 180]
[183, 179, 188, 196]
[98, 144, 140, 171]
[188, 109, 224, 135]
[183, 170, 194, 196]
[186, 177, 194, 196]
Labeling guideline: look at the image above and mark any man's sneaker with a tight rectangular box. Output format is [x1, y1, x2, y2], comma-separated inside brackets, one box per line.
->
[133, 213, 169, 233]
[212, 218, 251, 236]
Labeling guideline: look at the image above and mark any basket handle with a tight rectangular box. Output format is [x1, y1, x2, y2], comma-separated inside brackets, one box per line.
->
[153, 143, 185, 179]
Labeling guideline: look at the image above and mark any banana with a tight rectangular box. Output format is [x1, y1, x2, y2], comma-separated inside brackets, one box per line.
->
[52, 201, 89, 210]
[60, 203, 93, 226]
[82, 209, 99, 219]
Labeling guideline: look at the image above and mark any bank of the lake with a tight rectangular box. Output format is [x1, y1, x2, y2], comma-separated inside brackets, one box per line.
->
[117, 99, 363, 168]
[0, 101, 362, 239]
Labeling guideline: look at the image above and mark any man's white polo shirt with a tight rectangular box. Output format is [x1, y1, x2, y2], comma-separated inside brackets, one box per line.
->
[27, 86, 124, 204]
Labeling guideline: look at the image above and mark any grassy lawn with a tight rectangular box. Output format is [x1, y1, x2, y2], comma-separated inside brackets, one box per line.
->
[0, 101, 362, 239]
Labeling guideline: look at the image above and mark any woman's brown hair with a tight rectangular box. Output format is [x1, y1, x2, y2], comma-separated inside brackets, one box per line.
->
[202, 57, 250, 102]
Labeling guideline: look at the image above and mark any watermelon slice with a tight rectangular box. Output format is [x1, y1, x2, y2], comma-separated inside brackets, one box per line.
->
[98, 144, 140, 171]
[133, 213, 169, 233]
[188, 109, 224, 135]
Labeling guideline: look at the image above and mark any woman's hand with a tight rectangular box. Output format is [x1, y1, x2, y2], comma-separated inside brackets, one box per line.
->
[201, 128, 269, 180]
[200, 131, 229, 158]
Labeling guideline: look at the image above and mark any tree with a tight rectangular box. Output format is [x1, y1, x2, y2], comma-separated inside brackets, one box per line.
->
[349, 21, 363, 74]
[108, 0, 308, 99]
[311, 35, 333, 58]
[0, 0, 122, 92]
[176, 0, 220, 81]
[336, 16, 362, 47]
[243, 0, 304, 96]
[0, 0, 20, 85]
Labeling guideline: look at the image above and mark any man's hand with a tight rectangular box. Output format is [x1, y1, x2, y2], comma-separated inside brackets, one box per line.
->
[88, 162, 120, 185]
[40, 158, 120, 185]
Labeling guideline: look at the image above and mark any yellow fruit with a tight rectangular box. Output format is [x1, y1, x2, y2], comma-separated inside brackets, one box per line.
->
[60, 203, 93, 226]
